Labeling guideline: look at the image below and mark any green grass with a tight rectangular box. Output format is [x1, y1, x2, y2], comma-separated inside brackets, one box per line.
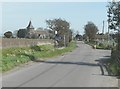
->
[1, 41, 76, 72]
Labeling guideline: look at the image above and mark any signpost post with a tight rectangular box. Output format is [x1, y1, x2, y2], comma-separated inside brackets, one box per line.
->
[54, 31, 58, 47]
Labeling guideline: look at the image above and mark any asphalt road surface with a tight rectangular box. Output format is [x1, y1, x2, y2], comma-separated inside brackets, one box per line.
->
[2, 41, 118, 87]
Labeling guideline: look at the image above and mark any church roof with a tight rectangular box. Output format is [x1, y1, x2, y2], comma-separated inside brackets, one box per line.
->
[27, 21, 34, 29]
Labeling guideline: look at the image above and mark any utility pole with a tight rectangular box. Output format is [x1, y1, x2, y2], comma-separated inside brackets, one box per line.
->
[107, 20, 110, 43]
[107, 7, 111, 43]
[54, 30, 58, 47]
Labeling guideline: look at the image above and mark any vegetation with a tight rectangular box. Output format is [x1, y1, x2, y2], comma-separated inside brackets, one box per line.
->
[107, 1, 120, 77]
[4, 31, 13, 38]
[107, 1, 120, 50]
[46, 18, 72, 47]
[85, 41, 112, 50]
[75, 34, 83, 41]
[107, 50, 120, 76]
[1, 41, 76, 72]
[17, 29, 27, 38]
[84, 22, 98, 42]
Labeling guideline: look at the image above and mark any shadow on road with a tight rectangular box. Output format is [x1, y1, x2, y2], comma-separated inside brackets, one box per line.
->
[38, 59, 109, 76]
[20, 53, 112, 76]
[95, 56, 113, 76]
[39, 61, 99, 67]
[19, 53, 98, 67]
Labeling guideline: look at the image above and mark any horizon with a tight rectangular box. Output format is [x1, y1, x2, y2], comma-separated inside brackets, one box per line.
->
[1, 2, 109, 36]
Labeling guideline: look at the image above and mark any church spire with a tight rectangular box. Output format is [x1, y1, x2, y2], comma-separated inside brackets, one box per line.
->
[27, 20, 34, 29]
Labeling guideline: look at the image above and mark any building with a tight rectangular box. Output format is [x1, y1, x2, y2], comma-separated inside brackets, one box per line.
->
[25, 20, 35, 38]
[18, 21, 51, 39]
[95, 34, 108, 42]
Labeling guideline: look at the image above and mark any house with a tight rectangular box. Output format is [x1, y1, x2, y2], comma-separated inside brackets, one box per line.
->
[35, 28, 50, 39]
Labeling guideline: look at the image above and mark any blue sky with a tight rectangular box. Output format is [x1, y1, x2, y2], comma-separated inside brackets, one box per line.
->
[2, 2, 108, 35]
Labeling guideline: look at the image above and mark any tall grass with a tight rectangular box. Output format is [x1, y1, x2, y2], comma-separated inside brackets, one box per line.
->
[2, 41, 76, 72]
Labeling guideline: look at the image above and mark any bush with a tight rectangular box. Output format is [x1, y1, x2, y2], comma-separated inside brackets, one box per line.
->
[110, 63, 120, 76]
[4, 31, 13, 38]
[31, 46, 41, 51]
[109, 50, 120, 76]
[98, 43, 104, 47]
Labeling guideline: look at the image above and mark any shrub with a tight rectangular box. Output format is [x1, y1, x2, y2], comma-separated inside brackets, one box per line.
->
[110, 50, 120, 76]
[30, 46, 41, 51]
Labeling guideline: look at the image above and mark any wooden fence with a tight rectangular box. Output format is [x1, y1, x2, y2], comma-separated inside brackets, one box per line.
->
[0, 38, 54, 48]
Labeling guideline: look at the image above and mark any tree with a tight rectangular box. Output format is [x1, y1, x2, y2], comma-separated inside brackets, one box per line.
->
[84, 21, 98, 42]
[75, 34, 82, 41]
[107, 1, 120, 50]
[69, 29, 73, 42]
[46, 18, 71, 47]
[4, 31, 13, 38]
[17, 29, 27, 38]
[110, 32, 118, 43]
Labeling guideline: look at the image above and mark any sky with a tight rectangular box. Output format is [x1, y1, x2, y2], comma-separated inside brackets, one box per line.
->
[1, 2, 109, 36]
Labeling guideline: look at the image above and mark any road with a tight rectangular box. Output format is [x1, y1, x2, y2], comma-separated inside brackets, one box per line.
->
[2, 41, 118, 87]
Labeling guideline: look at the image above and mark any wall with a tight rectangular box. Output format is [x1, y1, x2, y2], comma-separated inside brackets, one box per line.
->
[1, 38, 54, 48]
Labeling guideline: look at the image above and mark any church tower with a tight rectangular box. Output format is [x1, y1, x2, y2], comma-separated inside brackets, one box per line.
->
[26, 20, 34, 31]
[25, 20, 35, 38]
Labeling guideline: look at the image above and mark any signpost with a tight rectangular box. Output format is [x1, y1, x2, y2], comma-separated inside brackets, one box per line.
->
[54, 31, 58, 47]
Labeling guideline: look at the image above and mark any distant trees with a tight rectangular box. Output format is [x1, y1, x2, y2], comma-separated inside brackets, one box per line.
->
[84, 22, 98, 42]
[75, 34, 83, 41]
[4, 31, 13, 38]
[107, 1, 120, 50]
[46, 18, 72, 47]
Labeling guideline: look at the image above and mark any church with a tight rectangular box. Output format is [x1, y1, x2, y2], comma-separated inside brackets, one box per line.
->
[18, 21, 51, 39]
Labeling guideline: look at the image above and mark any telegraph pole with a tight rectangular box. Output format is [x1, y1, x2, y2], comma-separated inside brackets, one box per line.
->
[107, 7, 111, 43]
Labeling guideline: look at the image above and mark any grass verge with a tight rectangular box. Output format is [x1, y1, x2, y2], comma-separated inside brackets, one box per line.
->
[85, 41, 112, 50]
[1, 41, 76, 72]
